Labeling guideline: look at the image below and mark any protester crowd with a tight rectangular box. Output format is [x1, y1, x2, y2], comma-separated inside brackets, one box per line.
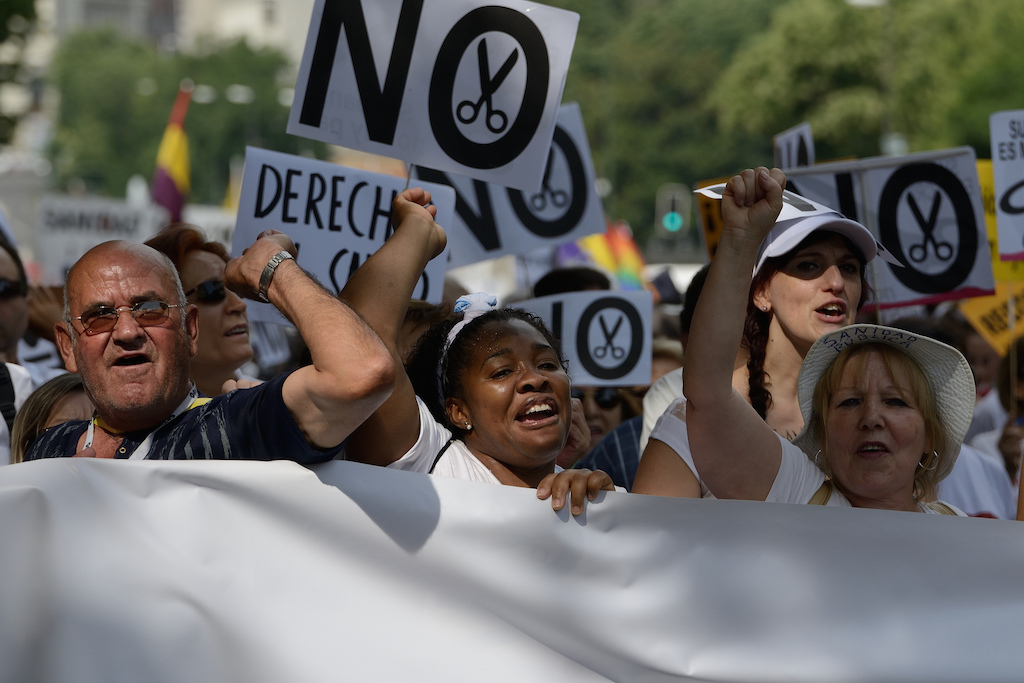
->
[1, 167, 1019, 520]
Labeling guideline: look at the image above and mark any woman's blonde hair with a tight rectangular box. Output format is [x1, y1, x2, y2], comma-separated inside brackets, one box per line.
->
[808, 343, 949, 502]
[11, 374, 87, 464]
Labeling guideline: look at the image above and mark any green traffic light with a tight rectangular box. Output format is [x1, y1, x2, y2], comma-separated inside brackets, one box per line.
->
[662, 211, 684, 232]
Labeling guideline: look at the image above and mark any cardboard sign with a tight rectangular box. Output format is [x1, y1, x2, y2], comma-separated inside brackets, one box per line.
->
[232, 147, 453, 323]
[516, 290, 652, 387]
[958, 282, 1024, 356]
[412, 103, 605, 268]
[35, 196, 169, 283]
[694, 176, 729, 260]
[287, 0, 579, 193]
[977, 160, 1024, 282]
[785, 147, 994, 309]
[990, 110, 1024, 260]
[773, 122, 814, 169]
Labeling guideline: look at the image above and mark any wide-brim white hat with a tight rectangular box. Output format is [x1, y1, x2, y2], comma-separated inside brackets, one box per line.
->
[791, 324, 974, 483]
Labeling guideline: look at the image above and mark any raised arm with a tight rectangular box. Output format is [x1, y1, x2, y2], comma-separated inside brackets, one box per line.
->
[339, 188, 448, 465]
[225, 230, 396, 449]
[684, 168, 786, 500]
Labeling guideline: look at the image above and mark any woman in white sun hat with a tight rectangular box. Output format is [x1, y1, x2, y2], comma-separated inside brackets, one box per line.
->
[634, 169, 900, 498]
[683, 167, 973, 513]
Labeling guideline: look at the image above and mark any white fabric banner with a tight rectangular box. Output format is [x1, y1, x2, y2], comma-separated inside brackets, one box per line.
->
[2, 458, 1023, 682]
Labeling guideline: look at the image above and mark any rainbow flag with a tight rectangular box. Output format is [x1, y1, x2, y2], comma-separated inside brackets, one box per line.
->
[576, 221, 646, 290]
[151, 85, 192, 222]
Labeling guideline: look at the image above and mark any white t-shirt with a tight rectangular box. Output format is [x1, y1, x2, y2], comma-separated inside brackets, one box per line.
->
[640, 368, 683, 456]
[1, 363, 36, 466]
[647, 396, 714, 499]
[386, 397, 502, 484]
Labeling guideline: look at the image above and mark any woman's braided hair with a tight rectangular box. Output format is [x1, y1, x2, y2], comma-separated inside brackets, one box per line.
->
[405, 308, 568, 434]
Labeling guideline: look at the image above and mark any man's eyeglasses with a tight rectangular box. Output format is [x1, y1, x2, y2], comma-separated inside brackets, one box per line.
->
[0, 278, 27, 300]
[571, 387, 623, 411]
[184, 280, 227, 304]
[71, 301, 181, 336]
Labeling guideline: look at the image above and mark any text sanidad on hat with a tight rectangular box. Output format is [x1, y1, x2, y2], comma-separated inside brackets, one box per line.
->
[694, 184, 903, 274]
[791, 324, 975, 484]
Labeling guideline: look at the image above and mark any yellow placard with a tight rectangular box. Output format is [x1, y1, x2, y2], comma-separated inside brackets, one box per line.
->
[695, 176, 730, 261]
[959, 281, 1024, 356]
[978, 159, 1024, 283]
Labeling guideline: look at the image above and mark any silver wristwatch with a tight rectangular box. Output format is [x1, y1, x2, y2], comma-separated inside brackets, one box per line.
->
[257, 251, 294, 303]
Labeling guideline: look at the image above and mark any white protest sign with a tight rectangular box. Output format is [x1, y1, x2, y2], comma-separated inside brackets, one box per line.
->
[413, 103, 605, 269]
[182, 204, 237, 250]
[785, 147, 994, 309]
[517, 290, 652, 386]
[35, 195, 169, 283]
[990, 110, 1024, 260]
[232, 147, 453, 323]
[773, 121, 814, 169]
[287, 0, 579, 193]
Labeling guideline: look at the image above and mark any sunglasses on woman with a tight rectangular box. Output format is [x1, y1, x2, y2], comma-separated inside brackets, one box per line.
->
[570, 387, 622, 411]
[184, 280, 227, 304]
[0, 278, 27, 299]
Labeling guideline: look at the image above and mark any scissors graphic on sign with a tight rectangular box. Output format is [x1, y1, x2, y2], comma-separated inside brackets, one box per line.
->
[594, 315, 625, 360]
[907, 191, 953, 263]
[456, 39, 519, 134]
[530, 149, 569, 211]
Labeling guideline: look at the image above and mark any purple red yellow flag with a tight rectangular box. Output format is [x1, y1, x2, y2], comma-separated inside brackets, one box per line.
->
[151, 84, 192, 222]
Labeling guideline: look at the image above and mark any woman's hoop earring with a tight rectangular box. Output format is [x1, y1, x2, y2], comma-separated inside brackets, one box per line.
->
[918, 451, 938, 471]
[813, 449, 823, 467]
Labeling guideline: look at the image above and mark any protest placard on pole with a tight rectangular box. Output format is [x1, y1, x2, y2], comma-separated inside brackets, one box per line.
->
[35, 196, 170, 283]
[785, 147, 994, 309]
[773, 122, 814, 170]
[989, 110, 1024, 261]
[413, 102, 605, 268]
[287, 0, 578, 193]
[516, 290, 652, 386]
[231, 147, 453, 324]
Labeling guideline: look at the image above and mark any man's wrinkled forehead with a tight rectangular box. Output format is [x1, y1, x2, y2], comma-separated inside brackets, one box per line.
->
[66, 243, 176, 309]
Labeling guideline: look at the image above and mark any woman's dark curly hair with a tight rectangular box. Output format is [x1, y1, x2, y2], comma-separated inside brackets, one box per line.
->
[744, 231, 870, 420]
[406, 308, 568, 433]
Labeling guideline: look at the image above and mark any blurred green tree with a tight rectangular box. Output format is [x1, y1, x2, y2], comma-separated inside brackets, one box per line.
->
[50, 30, 323, 204]
[0, 0, 38, 144]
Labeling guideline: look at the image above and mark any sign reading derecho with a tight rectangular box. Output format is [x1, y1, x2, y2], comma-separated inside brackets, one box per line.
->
[287, 0, 579, 193]
[989, 110, 1024, 261]
[517, 290, 652, 387]
[413, 102, 605, 268]
[783, 147, 994, 309]
[36, 195, 170, 283]
[232, 147, 454, 323]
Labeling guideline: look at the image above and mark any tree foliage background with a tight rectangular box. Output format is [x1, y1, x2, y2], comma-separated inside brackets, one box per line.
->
[42, 0, 1024, 242]
[50, 31, 323, 205]
[0, 0, 38, 144]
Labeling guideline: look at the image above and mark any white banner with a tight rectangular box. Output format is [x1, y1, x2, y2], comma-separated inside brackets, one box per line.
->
[517, 290, 652, 387]
[414, 102, 606, 268]
[232, 147, 453, 321]
[990, 110, 1024, 260]
[35, 196, 170, 283]
[287, 0, 579, 193]
[2, 458, 1024, 682]
[786, 147, 995, 309]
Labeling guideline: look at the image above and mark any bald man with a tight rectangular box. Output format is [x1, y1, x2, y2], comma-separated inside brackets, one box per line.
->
[25, 230, 394, 461]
